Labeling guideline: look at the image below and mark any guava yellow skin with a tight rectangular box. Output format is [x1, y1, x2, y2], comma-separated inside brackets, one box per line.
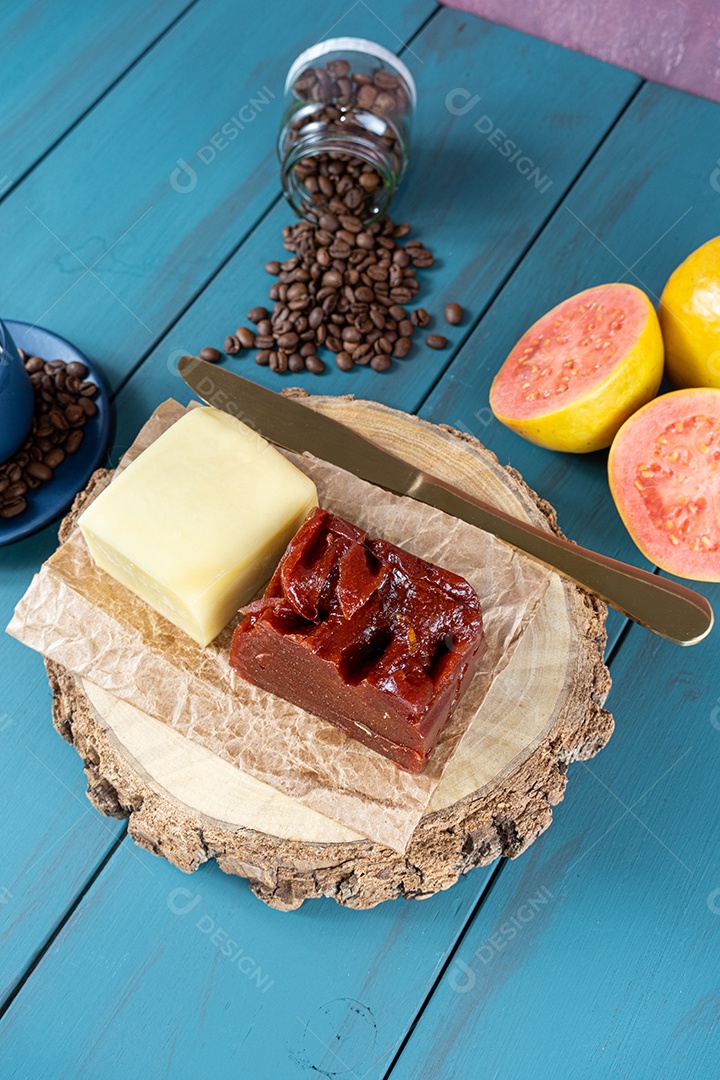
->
[660, 236, 720, 390]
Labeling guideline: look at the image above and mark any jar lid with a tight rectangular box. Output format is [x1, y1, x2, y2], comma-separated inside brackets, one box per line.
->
[285, 37, 417, 108]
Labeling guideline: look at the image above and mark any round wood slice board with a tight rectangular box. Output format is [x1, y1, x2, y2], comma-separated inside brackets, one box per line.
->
[46, 392, 612, 910]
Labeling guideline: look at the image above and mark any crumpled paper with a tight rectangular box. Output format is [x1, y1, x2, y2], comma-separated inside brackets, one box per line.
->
[8, 399, 550, 852]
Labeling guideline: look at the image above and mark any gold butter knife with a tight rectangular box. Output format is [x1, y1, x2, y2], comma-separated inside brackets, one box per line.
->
[179, 356, 713, 646]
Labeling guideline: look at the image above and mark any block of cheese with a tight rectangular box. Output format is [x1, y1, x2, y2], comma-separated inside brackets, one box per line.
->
[79, 407, 318, 646]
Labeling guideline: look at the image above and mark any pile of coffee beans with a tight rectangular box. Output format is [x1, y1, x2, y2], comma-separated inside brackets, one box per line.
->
[0, 350, 98, 520]
[285, 59, 409, 222]
[203, 213, 465, 376]
[200, 55, 465, 377]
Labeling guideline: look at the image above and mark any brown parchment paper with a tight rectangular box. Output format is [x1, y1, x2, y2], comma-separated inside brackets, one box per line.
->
[8, 399, 551, 852]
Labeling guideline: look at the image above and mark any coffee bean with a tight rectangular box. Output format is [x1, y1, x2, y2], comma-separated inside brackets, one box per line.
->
[224, 334, 241, 355]
[24, 355, 44, 374]
[370, 355, 392, 372]
[256, 319, 272, 336]
[254, 335, 275, 349]
[65, 404, 85, 425]
[247, 306, 269, 323]
[335, 352, 354, 371]
[366, 264, 388, 282]
[236, 326, 256, 349]
[1, 498, 27, 518]
[44, 449, 65, 469]
[78, 397, 97, 417]
[393, 337, 412, 358]
[65, 429, 84, 454]
[254, 350, 270, 366]
[199, 347, 221, 363]
[305, 355, 326, 375]
[288, 353, 305, 372]
[389, 287, 413, 304]
[265, 260, 281, 275]
[444, 302, 463, 325]
[339, 214, 362, 233]
[411, 308, 430, 327]
[426, 334, 448, 349]
[277, 331, 299, 351]
[318, 175, 334, 198]
[269, 351, 288, 373]
[26, 462, 53, 482]
[49, 408, 68, 430]
[321, 269, 343, 288]
[65, 361, 88, 378]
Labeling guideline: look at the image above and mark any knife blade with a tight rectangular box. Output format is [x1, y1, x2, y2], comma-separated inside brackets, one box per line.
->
[178, 356, 713, 646]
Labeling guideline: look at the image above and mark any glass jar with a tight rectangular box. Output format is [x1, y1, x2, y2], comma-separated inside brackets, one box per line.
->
[278, 37, 416, 225]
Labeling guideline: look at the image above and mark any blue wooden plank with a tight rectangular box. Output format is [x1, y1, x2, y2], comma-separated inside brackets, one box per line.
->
[109, 10, 638, 460]
[420, 81, 720, 652]
[0, 0, 435, 394]
[0, 0, 193, 198]
[387, 583, 720, 1080]
[0, 846, 494, 1079]
[0, 526, 126, 1007]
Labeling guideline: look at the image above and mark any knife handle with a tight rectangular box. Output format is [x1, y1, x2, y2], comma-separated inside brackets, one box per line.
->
[417, 476, 713, 646]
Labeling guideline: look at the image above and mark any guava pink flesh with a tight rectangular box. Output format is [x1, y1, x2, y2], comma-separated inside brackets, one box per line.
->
[611, 391, 720, 577]
[492, 285, 649, 421]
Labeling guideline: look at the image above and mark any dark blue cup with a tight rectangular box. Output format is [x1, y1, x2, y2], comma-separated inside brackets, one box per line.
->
[0, 319, 34, 463]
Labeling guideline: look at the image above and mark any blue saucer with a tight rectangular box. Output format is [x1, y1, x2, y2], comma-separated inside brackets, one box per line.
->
[0, 321, 111, 546]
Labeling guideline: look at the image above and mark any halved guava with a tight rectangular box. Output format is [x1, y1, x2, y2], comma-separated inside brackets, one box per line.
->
[608, 388, 720, 581]
[490, 284, 664, 452]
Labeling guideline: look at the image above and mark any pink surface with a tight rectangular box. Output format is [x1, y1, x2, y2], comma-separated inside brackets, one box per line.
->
[445, 0, 720, 103]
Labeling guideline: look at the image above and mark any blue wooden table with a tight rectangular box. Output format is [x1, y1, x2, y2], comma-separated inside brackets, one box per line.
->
[1, 3, 719, 1077]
